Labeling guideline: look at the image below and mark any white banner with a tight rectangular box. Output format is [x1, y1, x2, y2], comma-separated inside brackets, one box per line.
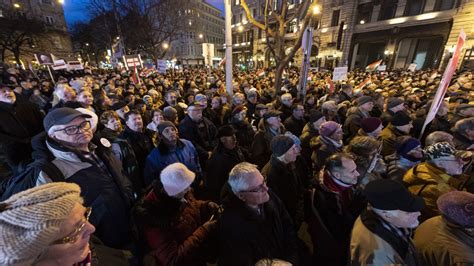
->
[332, 66, 348, 81]
[408, 63, 417, 72]
[157, 60, 167, 74]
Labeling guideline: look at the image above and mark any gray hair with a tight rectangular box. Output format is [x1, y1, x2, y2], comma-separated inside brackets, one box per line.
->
[281, 93, 292, 101]
[321, 100, 337, 111]
[228, 162, 260, 194]
[425, 131, 454, 146]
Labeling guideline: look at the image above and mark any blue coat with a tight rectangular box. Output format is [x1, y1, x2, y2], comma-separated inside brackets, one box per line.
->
[144, 139, 202, 186]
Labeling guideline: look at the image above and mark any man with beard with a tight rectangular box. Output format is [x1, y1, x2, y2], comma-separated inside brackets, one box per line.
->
[229, 105, 255, 150]
[179, 103, 217, 168]
[161, 90, 185, 121]
[0, 85, 44, 176]
[36, 108, 134, 248]
[144, 121, 201, 187]
[120, 110, 155, 192]
[218, 162, 299, 266]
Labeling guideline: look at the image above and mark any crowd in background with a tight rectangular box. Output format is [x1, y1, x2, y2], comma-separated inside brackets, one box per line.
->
[0, 65, 473, 265]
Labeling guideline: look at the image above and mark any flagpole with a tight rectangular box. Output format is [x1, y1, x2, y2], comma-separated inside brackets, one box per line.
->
[47, 65, 56, 85]
[224, 0, 233, 96]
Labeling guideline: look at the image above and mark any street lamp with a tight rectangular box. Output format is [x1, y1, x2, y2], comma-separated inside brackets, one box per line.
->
[312, 5, 321, 15]
[13, 3, 20, 8]
[360, 20, 365, 24]
[57, 0, 64, 4]
[162, 42, 169, 50]
[198, 33, 204, 39]
[237, 25, 244, 32]
[85, 43, 90, 47]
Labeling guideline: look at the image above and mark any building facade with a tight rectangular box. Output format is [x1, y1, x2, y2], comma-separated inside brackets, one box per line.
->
[317, 0, 474, 70]
[169, 0, 225, 66]
[1, 0, 73, 65]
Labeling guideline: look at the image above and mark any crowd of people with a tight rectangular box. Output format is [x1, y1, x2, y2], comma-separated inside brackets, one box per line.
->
[0, 64, 473, 265]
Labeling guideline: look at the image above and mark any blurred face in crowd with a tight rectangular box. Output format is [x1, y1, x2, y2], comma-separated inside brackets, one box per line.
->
[281, 94, 293, 107]
[211, 96, 221, 109]
[161, 126, 178, 143]
[329, 126, 344, 142]
[220, 135, 237, 150]
[197, 96, 207, 108]
[233, 93, 245, 106]
[0, 87, 16, 104]
[105, 116, 122, 132]
[379, 209, 421, 229]
[323, 102, 338, 116]
[51, 117, 93, 147]
[237, 170, 269, 207]
[152, 111, 163, 125]
[437, 102, 448, 117]
[39, 203, 95, 265]
[359, 101, 374, 112]
[390, 103, 405, 113]
[126, 113, 143, 132]
[234, 109, 247, 122]
[395, 121, 413, 134]
[77, 91, 94, 108]
[433, 157, 464, 176]
[331, 157, 359, 185]
[247, 93, 257, 104]
[166, 92, 177, 106]
[116, 106, 130, 119]
[64, 87, 77, 102]
[279, 144, 299, 163]
[188, 106, 203, 122]
[460, 107, 474, 117]
[313, 116, 326, 131]
[266, 116, 281, 129]
[407, 146, 424, 159]
[369, 124, 384, 138]
[293, 105, 305, 120]
[256, 108, 267, 118]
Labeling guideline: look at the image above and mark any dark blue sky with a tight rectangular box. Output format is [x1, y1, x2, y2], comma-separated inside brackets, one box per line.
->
[64, 0, 225, 27]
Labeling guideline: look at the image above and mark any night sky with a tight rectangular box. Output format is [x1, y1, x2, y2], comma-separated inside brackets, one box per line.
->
[64, 0, 226, 27]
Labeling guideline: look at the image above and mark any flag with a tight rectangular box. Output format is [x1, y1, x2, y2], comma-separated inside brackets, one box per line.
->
[326, 77, 335, 95]
[366, 59, 383, 71]
[357, 77, 372, 90]
[131, 66, 140, 85]
[218, 57, 226, 68]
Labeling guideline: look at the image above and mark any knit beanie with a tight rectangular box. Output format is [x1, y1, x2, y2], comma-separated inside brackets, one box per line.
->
[284, 132, 301, 148]
[319, 121, 341, 137]
[160, 163, 195, 196]
[217, 125, 236, 138]
[357, 96, 373, 106]
[157, 121, 176, 135]
[271, 135, 295, 157]
[361, 117, 382, 133]
[437, 191, 474, 227]
[391, 112, 411, 126]
[387, 97, 404, 109]
[0, 183, 82, 265]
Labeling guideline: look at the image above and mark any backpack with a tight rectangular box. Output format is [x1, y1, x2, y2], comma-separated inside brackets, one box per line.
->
[0, 159, 65, 201]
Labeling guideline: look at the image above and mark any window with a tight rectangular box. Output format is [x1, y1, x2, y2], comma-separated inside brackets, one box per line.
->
[287, 18, 297, 33]
[404, 0, 424, 16]
[45, 16, 54, 24]
[356, 3, 373, 24]
[434, 0, 454, 11]
[331, 10, 340, 27]
[379, 0, 398, 21]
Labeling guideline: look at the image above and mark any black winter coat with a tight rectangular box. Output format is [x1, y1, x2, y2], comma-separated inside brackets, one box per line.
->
[284, 115, 306, 137]
[179, 115, 217, 166]
[0, 101, 43, 167]
[218, 191, 299, 266]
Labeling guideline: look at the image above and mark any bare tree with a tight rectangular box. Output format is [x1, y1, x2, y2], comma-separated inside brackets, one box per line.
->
[0, 5, 46, 63]
[240, 0, 319, 93]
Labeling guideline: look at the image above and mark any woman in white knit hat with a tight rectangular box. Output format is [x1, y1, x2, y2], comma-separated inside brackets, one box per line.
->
[0, 182, 95, 265]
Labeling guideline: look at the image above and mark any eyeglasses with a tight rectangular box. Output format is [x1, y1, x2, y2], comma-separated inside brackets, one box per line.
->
[55, 120, 91, 135]
[51, 207, 92, 245]
[243, 181, 267, 193]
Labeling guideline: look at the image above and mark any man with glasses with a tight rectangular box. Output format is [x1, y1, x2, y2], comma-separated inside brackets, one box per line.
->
[218, 162, 299, 266]
[403, 142, 468, 222]
[36, 107, 135, 249]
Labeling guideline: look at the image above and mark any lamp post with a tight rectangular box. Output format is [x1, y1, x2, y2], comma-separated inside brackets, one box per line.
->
[224, 0, 233, 96]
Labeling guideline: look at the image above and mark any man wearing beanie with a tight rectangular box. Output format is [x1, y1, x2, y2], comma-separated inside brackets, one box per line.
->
[133, 163, 219, 266]
[300, 110, 326, 168]
[206, 125, 248, 202]
[0, 182, 95, 265]
[403, 142, 467, 222]
[262, 135, 304, 228]
[350, 179, 424, 265]
[380, 111, 413, 157]
[36, 107, 134, 249]
[144, 121, 202, 186]
[312, 121, 344, 171]
[358, 117, 383, 140]
[414, 191, 474, 265]
[344, 95, 373, 139]
[386, 136, 423, 182]
[381, 97, 405, 127]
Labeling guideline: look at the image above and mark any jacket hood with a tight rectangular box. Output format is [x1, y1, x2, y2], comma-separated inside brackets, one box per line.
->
[31, 132, 54, 161]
